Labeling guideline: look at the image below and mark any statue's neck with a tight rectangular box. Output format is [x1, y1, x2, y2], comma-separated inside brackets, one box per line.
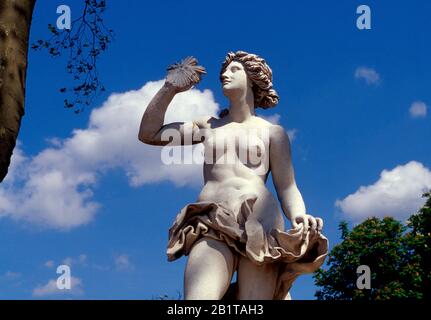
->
[228, 90, 255, 123]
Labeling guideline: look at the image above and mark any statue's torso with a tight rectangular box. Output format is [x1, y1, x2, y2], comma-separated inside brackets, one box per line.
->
[196, 115, 284, 231]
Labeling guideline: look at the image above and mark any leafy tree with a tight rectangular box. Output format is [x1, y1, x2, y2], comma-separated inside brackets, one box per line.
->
[0, 0, 112, 182]
[405, 191, 431, 299]
[314, 192, 431, 300]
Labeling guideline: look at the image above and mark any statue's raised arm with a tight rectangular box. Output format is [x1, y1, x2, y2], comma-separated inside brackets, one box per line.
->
[138, 57, 207, 146]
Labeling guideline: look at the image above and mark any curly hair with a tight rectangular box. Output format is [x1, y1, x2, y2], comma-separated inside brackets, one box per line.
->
[220, 50, 279, 112]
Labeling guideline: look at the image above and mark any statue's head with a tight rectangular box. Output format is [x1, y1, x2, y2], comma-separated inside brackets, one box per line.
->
[220, 51, 279, 110]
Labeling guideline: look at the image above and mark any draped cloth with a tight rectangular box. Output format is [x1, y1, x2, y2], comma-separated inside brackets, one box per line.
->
[167, 193, 328, 300]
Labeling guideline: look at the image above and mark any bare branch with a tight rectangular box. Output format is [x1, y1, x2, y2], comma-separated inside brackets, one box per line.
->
[31, 0, 113, 113]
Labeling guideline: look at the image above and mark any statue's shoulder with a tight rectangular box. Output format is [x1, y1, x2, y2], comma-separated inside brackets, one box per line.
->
[253, 116, 283, 131]
[254, 119, 289, 143]
[253, 116, 274, 126]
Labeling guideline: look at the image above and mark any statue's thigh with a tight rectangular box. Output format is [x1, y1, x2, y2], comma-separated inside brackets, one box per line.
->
[184, 237, 236, 300]
[237, 256, 278, 300]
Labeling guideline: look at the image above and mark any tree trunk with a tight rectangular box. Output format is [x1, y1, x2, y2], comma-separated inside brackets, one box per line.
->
[0, 0, 36, 182]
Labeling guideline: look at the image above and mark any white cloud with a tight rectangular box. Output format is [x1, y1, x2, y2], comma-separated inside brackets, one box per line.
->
[32, 276, 83, 297]
[114, 254, 134, 271]
[354, 66, 380, 85]
[336, 161, 431, 221]
[409, 101, 428, 118]
[0, 81, 219, 230]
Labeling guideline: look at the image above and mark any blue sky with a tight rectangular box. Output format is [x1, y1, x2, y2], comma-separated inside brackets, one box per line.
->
[0, 0, 430, 299]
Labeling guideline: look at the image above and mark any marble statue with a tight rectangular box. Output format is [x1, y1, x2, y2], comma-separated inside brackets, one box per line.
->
[138, 51, 328, 300]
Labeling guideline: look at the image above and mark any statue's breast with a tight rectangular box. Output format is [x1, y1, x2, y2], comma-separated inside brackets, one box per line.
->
[203, 127, 269, 170]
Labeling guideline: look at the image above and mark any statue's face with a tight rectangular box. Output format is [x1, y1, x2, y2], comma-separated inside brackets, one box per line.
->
[221, 61, 252, 96]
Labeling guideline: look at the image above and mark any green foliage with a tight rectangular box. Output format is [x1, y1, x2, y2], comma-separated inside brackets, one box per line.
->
[314, 192, 431, 300]
[405, 191, 431, 299]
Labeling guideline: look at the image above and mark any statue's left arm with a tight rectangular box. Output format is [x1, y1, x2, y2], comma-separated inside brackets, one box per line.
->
[269, 125, 323, 234]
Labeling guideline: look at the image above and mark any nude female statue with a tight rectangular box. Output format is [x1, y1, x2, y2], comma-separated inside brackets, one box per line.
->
[138, 51, 328, 300]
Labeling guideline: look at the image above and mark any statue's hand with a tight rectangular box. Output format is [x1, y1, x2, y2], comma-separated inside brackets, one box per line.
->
[166, 56, 207, 94]
[291, 213, 323, 236]
[164, 78, 196, 94]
